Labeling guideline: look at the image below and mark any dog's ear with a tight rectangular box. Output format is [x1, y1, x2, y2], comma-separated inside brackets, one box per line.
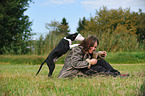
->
[74, 33, 78, 35]
[70, 33, 78, 38]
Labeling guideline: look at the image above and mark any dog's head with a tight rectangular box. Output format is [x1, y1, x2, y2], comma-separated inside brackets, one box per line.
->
[66, 33, 85, 41]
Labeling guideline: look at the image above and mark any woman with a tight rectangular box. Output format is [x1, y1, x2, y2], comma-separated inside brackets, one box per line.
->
[58, 36, 129, 78]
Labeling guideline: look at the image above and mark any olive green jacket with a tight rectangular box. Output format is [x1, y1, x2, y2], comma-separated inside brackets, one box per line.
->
[58, 46, 92, 78]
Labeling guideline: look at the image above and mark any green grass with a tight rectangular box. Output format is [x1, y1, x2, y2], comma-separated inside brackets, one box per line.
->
[0, 64, 145, 96]
[105, 52, 145, 64]
[0, 52, 145, 65]
[0, 55, 45, 65]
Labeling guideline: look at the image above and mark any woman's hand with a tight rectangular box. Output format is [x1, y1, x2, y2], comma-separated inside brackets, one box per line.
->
[86, 59, 97, 69]
[89, 59, 97, 65]
[86, 59, 97, 65]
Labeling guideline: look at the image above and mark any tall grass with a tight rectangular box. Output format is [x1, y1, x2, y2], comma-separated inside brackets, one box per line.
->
[0, 55, 45, 65]
[0, 64, 145, 96]
[105, 52, 145, 64]
[0, 52, 145, 65]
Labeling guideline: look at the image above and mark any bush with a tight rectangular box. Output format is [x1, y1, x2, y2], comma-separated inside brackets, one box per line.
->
[97, 25, 140, 52]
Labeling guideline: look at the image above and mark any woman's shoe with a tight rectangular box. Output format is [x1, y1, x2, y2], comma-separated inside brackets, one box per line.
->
[120, 73, 130, 77]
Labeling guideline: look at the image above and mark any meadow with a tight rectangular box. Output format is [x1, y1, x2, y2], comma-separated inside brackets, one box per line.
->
[0, 64, 145, 96]
[0, 52, 145, 96]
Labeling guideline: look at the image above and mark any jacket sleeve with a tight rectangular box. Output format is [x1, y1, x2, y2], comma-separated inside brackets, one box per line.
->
[70, 47, 89, 69]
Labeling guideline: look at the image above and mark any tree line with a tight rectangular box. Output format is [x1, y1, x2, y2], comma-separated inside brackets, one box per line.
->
[0, 1, 144, 54]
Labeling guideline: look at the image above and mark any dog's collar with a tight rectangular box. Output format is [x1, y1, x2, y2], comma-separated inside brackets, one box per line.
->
[64, 37, 72, 45]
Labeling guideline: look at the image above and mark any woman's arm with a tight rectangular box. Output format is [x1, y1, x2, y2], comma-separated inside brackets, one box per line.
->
[70, 47, 89, 69]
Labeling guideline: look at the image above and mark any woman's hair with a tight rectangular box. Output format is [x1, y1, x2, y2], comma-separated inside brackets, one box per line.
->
[79, 36, 99, 53]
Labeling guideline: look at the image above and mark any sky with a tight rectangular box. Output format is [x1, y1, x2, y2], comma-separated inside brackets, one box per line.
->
[24, 0, 145, 40]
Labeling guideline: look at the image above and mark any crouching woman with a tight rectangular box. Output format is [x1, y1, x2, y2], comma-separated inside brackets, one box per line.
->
[58, 36, 129, 78]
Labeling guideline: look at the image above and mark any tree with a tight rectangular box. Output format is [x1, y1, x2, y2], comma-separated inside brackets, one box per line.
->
[77, 17, 86, 33]
[97, 24, 139, 52]
[57, 18, 70, 36]
[45, 20, 59, 35]
[45, 18, 70, 37]
[83, 7, 139, 36]
[45, 20, 62, 50]
[82, 7, 144, 51]
[134, 9, 145, 43]
[0, 0, 33, 54]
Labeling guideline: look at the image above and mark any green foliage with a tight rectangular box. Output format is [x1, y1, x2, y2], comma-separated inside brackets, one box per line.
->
[0, 0, 33, 54]
[135, 9, 145, 43]
[35, 35, 44, 55]
[46, 18, 70, 37]
[20, 7, 145, 55]
[45, 20, 59, 35]
[33, 18, 71, 55]
[28, 33, 63, 55]
[83, 7, 137, 35]
[1, 5, 144, 55]
[97, 25, 139, 52]
[57, 18, 70, 36]
[0, 64, 145, 95]
[77, 17, 86, 33]
[81, 7, 145, 52]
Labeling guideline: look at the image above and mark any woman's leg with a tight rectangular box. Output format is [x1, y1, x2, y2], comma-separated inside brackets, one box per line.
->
[81, 59, 129, 77]
[96, 59, 115, 70]
[90, 59, 121, 76]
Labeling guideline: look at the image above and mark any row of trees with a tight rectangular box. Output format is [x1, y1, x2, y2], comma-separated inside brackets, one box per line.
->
[78, 7, 145, 42]
[0, 0, 144, 54]
[34, 7, 145, 54]
[80, 7, 145, 52]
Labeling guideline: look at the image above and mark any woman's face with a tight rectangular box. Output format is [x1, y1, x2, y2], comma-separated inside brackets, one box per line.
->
[88, 42, 97, 53]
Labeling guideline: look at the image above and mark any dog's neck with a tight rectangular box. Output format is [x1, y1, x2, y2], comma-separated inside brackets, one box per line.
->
[64, 37, 72, 45]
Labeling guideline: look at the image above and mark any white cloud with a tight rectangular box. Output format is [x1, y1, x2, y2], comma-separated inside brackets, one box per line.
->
[40, 0, 75, 6]
[81, 0, 145, 12]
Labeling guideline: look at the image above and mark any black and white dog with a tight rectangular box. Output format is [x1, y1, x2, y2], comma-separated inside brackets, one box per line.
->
[36, 33, 84, 77]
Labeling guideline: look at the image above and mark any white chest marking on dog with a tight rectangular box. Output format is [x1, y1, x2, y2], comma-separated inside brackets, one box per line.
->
[64, 37, 72, 45]
[69, 44, 80, 49]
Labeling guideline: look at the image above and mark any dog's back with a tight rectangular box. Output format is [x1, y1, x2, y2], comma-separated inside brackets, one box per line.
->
[52, 38, 70, 56]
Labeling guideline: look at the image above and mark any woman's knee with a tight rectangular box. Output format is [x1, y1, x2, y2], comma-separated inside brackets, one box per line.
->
[97, 59, 107, 65]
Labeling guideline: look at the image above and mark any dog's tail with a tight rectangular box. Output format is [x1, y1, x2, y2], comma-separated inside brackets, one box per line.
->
[36, 60, 46, 76]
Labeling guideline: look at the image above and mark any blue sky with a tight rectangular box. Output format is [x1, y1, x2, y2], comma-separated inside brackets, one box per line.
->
[24, 0, 145, 40]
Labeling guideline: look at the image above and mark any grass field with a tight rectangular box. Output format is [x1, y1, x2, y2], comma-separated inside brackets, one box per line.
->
[0, 64, 145, 96]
